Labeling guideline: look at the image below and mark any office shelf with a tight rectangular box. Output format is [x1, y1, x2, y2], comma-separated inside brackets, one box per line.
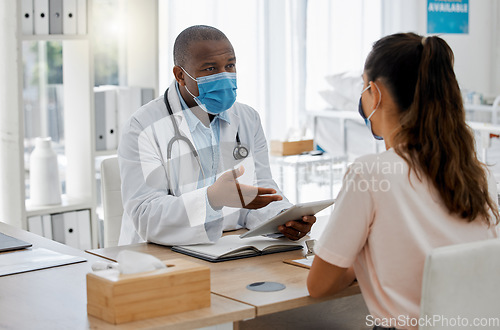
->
[0, 0, 98, 248]
[25, 195, 93, 218]
[21, 35, 88, 42]
[1, 0, 159, 249]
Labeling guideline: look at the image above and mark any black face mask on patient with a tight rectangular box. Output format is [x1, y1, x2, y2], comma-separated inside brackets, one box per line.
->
[359, 84, 383, 141]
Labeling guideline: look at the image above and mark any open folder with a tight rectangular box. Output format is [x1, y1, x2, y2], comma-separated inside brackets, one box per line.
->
[172, 235, 303, 262]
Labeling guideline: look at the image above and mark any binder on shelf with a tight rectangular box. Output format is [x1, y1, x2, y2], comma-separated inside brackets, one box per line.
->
[42, 214, 53, 240]
[76, 0, 87, 35]
[116, 86, 141, 137]
[105, 89, 118, 150]
[34, 0, 49, 35]
[116, 87, 131, 138]
[63, 0, 77, 35]
[49, 0, 63, 34]
[98, 218, 104, 249]
[94, 90, 107, 151]
[28, 214, 54, 239]
[94, 86, 118, 151]
[51, 213, 65, 243]
[28, 216, 44, 237]
[51, 211, 79, 249]
[131, 86, 143, 105]
[76, 209, 92, 250]
[21, 0, 34, 35]
[141, 88, 155, 106]
[64, 212, 80, 249]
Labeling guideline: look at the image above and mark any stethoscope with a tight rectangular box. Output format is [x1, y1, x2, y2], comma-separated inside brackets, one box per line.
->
[154, 88, 249, 195]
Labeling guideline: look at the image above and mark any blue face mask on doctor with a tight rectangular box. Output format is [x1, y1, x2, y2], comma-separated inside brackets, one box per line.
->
[181, 67, 237, 115]
[358, 83, 383, 140]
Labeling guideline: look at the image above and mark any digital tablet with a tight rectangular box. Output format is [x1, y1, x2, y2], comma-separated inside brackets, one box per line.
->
[240, 199, 335, 239]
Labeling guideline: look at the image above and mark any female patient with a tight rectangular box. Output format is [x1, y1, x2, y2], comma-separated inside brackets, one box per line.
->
[307, 33, 499, 329]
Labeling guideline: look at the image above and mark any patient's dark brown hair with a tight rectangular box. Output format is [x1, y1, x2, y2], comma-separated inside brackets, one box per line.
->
[364, 33, 499, 225]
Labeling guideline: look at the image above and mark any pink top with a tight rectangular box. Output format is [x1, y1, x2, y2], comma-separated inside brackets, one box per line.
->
[315, 149, 498, 329]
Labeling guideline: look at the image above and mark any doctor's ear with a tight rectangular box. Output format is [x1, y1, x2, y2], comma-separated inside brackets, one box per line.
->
[173, 66, 186, 86]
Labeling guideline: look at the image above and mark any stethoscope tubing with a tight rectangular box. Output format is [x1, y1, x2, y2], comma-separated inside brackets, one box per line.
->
[162, 89, 205, 195]
[160, 88, 248, 195]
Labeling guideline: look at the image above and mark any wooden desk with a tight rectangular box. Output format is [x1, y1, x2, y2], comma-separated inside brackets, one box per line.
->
[86, 231, 361, 317]
[0, 222, 254, 329]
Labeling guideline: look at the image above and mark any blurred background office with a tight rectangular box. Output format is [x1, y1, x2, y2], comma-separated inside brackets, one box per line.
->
[1, 0, 499, 249]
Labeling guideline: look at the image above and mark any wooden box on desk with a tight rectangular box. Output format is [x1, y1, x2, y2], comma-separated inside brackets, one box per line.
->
[86, 258, 210, 324]
[270, 139, 314, 156]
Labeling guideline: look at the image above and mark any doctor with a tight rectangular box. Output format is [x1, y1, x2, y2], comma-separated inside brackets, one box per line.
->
[118, 25, 316, 245]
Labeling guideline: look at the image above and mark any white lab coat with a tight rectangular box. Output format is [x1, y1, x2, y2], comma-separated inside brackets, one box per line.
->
[118, 81, 291, 246]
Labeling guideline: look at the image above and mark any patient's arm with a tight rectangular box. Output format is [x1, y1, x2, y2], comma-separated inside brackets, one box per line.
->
[307, 255, 356, 298]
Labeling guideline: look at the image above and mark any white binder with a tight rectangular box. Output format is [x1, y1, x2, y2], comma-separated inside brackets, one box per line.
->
[76, 209, 92, 250]
[34, 0, 49, 35]
[51, 211, 79, 248]
[94, 86, 118, 150]
[42, 214, 53, 240]
[28, 216, 43, 236]
[116, 87, 132, 139]
[116, 86, 141, 139]
[63, 0, 77, 35]
[21, 0, 34, 35]
[49, 0, 63, 34]
[63, 211, 79, 248]
[51, 213, 65, 243]
[130, 86, 142, 110]
[94, 89, 107, 151]
[76, 0, 87, 35]
[105, 88, 118, 150]
[141, 88, 155, 106]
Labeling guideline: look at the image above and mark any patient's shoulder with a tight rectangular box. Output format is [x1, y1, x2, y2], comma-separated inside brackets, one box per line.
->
[349, 149, 408, 178]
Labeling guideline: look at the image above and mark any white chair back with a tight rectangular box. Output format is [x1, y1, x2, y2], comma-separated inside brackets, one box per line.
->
[420, 238, 500, 330]
[100, 156, 123, 247]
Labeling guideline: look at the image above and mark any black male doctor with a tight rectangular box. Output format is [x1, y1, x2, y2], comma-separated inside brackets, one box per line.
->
[118, 25, 316, 246]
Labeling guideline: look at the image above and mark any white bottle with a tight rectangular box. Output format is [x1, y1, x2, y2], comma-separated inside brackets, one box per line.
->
[30, 137, 62, 205]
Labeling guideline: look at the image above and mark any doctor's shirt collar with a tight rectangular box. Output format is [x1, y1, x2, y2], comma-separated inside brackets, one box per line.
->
[174, 81, 230, 133]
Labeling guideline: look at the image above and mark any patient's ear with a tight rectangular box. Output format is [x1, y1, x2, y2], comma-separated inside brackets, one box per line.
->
[369, 81, 382, 110]
[173, 66, 185, 86]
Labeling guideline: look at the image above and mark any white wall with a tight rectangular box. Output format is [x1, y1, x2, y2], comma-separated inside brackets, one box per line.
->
[126, 0, 158, 94]
[382, 0, 500, 100]
[0, 0, 25, 226]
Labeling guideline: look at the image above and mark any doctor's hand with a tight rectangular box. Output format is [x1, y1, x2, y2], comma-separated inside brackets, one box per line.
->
[278, 215, 316, 241]
[207, 166, 283, 209]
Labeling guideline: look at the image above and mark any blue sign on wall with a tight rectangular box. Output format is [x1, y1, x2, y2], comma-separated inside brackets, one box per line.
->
[427, 0, 469, 34]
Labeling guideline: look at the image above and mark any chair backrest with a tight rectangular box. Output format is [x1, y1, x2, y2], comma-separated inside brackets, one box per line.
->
[420, 239, 500, 330]
[100, 156, 123, 247]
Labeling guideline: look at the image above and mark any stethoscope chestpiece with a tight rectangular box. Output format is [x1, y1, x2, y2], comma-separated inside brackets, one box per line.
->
[233, 144, 249, 160]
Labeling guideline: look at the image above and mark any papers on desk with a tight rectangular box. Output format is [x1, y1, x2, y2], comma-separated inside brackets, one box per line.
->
[283, 256, 315, 269]
[172, 235, 303, 263]
[0, 248, 86, 277]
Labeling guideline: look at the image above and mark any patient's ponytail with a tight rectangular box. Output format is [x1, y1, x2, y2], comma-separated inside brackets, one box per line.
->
[365, 33, 499, 224]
